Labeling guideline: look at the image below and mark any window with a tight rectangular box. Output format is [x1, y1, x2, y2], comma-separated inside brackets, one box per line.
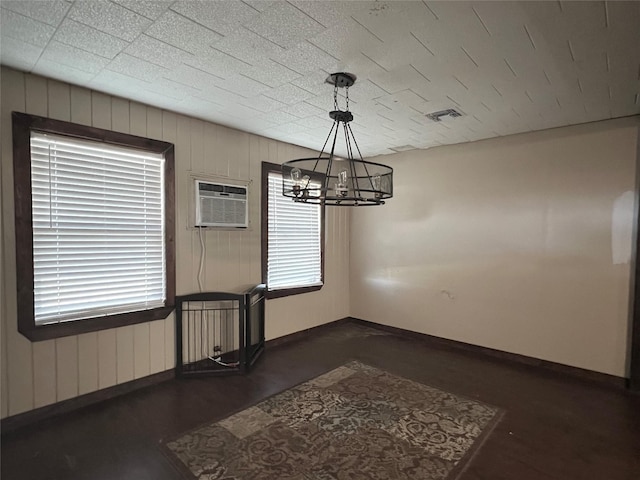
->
[261, 162, 324, 298]
[12, 112, 175, 341]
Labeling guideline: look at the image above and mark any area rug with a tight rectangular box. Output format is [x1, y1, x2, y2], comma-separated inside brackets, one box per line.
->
[165, 361, 502, 480]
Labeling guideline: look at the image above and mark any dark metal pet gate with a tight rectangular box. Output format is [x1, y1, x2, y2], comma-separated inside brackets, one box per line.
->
[175, 284, 265, 376]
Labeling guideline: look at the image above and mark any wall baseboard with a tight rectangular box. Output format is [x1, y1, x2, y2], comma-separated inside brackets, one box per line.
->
[349, 317, 628, 389]
[2, 315, 630, 434]
[1, 369, 175, 435]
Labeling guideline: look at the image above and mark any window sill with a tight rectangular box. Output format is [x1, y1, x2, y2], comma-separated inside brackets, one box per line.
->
[19, 305, 175, 341]
[265, 284, 323, 300]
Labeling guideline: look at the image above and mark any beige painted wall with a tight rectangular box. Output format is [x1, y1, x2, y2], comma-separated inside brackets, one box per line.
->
[351, 118, 639, 377]
[0, 67, 350, 418]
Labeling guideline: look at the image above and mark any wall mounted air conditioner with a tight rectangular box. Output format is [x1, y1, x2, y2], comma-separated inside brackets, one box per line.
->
[195, 180, 248, 228]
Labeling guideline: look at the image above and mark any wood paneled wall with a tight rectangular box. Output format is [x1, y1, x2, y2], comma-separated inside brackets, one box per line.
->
[0, 67, 350, 418]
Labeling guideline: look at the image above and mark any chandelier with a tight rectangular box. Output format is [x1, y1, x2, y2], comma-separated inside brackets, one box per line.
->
[282, 72, 393, 206]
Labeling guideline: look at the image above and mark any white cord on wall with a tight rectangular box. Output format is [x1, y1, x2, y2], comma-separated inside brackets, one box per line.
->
[198, 225, 205, 292]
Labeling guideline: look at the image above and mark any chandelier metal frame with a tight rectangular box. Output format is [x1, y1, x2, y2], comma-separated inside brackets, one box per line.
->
[281, 72, 393, 206]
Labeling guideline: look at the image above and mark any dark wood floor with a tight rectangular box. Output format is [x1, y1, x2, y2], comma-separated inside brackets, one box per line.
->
[2, 320, 639, 480]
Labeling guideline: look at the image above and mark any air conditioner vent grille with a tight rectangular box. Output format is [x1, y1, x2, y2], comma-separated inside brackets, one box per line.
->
[195, 180, 248, 228]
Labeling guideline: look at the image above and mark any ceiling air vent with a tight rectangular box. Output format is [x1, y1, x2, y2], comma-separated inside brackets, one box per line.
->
[425, 108, 463, 122]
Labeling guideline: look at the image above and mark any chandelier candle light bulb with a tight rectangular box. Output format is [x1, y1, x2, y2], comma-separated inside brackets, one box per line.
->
[336, 168, 349, 197]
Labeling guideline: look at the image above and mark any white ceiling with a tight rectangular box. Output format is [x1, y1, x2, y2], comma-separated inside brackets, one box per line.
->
[1, 0, 639, 157]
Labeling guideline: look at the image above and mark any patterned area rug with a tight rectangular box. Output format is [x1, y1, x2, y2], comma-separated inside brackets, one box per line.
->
[165, 361, 502, 480]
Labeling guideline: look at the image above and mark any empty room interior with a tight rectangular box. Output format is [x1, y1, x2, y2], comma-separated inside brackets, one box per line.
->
[1, 1, 640, 479]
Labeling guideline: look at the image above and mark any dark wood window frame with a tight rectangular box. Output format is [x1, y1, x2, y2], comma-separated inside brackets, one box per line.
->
[261, 161, 325, 299]
[12, 112, 176, 341]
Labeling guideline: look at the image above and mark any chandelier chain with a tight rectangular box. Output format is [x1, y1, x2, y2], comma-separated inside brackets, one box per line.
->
[333, 84, 351, 112]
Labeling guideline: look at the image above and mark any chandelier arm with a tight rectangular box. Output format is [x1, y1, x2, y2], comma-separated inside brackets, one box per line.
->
[325, 121, 341, 196]
[343, 123, 361, 198]
[316, 120, 337, 163]
[346, 123, 366, 162]
[343, 122, 353, 160]
[346, 123, 376, 193]
[347, 125, 373, 194]
[346, 123, 374, 186]
[304, 120, 338, 192]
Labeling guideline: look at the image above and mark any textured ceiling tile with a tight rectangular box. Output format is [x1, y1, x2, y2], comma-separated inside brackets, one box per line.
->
[184, 49, 253, 80]
[106, 53, 169, 82]
[33, 59, 96, 84]
[562, 1, 608, 33]
[331, 52, 388, 80]
[411, 31, 482, 78]
[242, 60, 301, 88]
[291, 71, 333, 95]
[1, 0, 70, 26]
[0, 36, 43, 71]
[607, 0, 640, 35]
[264, 83, 315, 104]
[131, 90, 185, 112]
[290, 0, 373, 29]
[239, 95, 286, 113]
[112, 0, 173, 20]
[457, 1, 526, 37]
[294, 114, 330, 130]
[279, 102, 325, 119]
[256, 110, 299, 125]
[176, 101, 224, 122]
[288, 131, 324, 146]
[90, 69, 151, 88]
[303, 92, 336, 112]
[54, 19, 128, 59]
[125, 35, 194, 69]
[346, 79, 388, 103]
[146, 11, 224, 55]
[88, 70, 152, 99]
[40, 40, 110, 74]
[244, 1, 325, 47]
[309, 18, 384, 59]
[163, 64, 224, 92]
[243, 0, 278, 13]
[0, 8, 56, 48]
[68, 0, 151, 41]
[375, 89, 431, 111]
[217, 103, 265, 121]
[219, 74, 272, 98]
[213, 28, 285, 66]
[369, 64, 435, 95]
[170, 0, 260, 36]
[424, 1, 493, 46]
[2, 0, 639, 157]
[351, 1, 436, 42]
[271, 42, 340, 75]
[194, 84, 250, 107]
[360, 33, 435, 72]
[146, 78, 202, 101]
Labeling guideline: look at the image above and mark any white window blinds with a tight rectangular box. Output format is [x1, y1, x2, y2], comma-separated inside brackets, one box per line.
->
[30, 131, 166, 325]
[267, 171, 322, 291]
